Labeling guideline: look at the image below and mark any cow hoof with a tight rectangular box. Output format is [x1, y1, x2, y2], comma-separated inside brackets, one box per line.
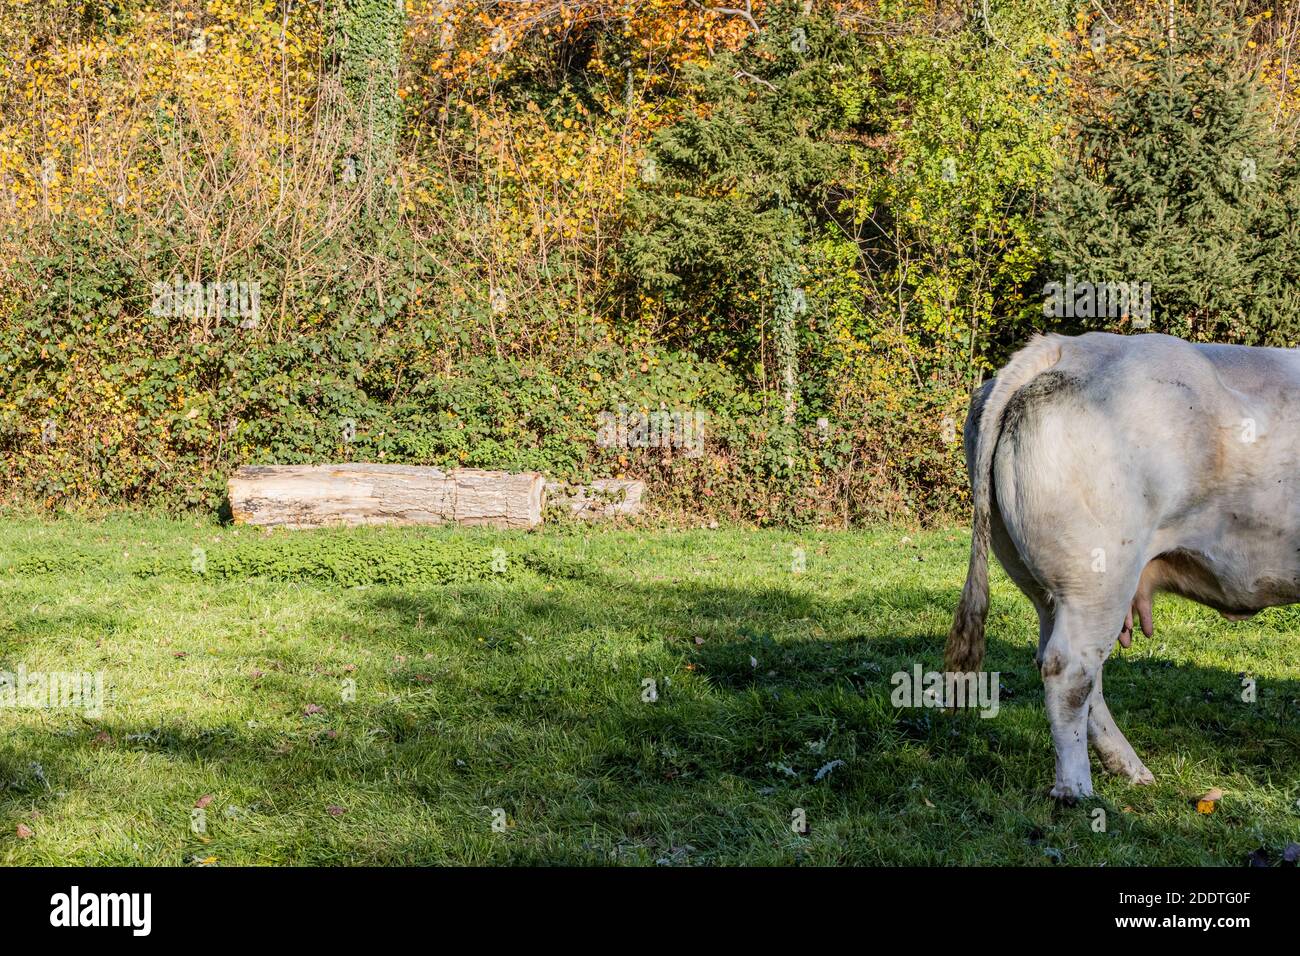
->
[1126, 764, 1155, 786]
[1101, 756, 1155, 785]
[1050, 781, 1094, 803]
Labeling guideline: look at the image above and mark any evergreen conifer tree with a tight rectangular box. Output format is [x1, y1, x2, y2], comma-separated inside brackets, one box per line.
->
[1042, 0, 1300, 344]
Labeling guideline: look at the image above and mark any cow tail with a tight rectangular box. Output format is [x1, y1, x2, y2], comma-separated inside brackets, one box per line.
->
[945, 334, 1063, 674]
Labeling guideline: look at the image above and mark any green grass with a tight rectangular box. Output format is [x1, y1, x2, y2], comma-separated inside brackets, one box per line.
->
[0, 514, 1297, 865]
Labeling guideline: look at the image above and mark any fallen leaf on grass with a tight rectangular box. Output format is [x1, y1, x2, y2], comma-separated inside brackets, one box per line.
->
[1195, 787, 1224, 814]
[194, 794, 213, 809]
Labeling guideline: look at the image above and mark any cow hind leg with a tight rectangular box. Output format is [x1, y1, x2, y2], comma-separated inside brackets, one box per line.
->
[1088, 669, 1154, 785]
[1025, 571, 1153, 790]
[1001, 542, 1150, 792]
[1040, 601, 1127, 802]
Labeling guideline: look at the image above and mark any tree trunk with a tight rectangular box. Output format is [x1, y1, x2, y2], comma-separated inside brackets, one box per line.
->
[333, 0, 405, 204]
[228, 465, 545, 529]
[773, 258, 802, 426]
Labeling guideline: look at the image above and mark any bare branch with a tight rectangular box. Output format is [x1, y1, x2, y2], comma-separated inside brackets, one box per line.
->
[708, 1, 760, 33]
[733, 69, 775, 90]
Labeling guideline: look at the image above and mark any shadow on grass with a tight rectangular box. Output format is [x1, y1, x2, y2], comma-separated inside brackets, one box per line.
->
[347, 571, 1300, 862]
[2, 566, 1297, 864]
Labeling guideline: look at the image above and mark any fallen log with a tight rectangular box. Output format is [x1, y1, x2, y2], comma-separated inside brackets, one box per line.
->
[228, 464, 545, 529]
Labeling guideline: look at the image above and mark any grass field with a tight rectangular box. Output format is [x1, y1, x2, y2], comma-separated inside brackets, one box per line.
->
[0, 515, 1297, 865]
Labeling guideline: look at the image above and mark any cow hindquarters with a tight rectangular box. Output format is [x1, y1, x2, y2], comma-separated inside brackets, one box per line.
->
[993, 376, 1157, 799]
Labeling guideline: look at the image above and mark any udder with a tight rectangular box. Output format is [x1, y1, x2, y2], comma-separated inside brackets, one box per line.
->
[1116, 548, 1279, 647]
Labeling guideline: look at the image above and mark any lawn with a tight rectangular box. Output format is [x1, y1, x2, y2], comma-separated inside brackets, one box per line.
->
[0, 514, 1297, 865]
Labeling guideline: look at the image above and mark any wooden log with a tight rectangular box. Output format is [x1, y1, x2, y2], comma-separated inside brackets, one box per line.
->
[228, 464, 545, 529]
[544, 479, 645, 520]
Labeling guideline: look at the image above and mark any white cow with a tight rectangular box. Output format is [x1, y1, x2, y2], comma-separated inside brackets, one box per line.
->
[947, 332, 1300, 801]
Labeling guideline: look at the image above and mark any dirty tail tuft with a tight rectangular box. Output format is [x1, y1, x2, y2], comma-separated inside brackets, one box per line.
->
[946, 508, 992, 674]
